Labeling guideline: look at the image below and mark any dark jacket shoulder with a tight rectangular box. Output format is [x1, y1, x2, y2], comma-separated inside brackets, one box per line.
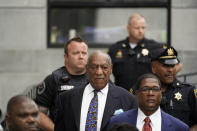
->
[173, 79, 195, 89]
[110, 84, 135, 97]
[140, 38, 163, 50]
[161, 110, 189, 129]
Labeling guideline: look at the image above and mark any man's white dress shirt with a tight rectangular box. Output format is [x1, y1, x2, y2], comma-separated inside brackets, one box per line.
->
[136, 107, 161, 131]
[80, 83, 108, 131]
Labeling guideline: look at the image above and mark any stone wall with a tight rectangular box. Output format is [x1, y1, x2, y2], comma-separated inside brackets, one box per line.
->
[0, 0, 197, 119]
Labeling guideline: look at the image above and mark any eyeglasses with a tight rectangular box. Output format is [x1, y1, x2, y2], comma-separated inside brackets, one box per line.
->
[138, 86, 161, 93]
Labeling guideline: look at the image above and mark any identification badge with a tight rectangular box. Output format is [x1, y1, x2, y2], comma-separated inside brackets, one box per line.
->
[122, 43, 126, 48]
[61, 85, 74, 91]
[174, 92, 182, 101]
[141, 48, 149, 56]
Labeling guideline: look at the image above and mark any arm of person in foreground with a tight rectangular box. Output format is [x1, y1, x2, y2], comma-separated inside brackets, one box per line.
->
[39, 106, 54, 131]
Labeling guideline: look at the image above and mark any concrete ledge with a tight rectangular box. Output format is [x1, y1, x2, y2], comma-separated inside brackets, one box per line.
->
[0, 49, 64, 73]
[0, 0, 46, 8]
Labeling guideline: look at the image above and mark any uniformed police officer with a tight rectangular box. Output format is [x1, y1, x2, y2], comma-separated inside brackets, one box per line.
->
[151, 45, 197, 130]
[108, 13, 163, 93]
[35, 37, 89, 131]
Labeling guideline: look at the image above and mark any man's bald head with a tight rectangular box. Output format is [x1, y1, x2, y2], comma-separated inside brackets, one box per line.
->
[127, 13, 146, 43]
[7, 95, 37, 115]
[128, 13, 146, 25]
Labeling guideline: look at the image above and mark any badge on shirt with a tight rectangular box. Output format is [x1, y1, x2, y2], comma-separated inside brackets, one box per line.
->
[61, 85, 74, 91]
[194, 89, 197, 98]
[174, 92, 182, 101]
[37, 81, 46, 95]
[141, 43, 145, 47]
[106, 49, 109, 54]
[115, 50, 122, 58]
[122, 43, 126, 48]
[141, 48, 149, 56]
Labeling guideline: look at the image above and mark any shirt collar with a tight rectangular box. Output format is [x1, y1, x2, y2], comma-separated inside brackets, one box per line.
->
[138, 107, 161, 125]
[86, 83, 109, 96]
[150, 107, 161, 127]
[129, 43, 137, 49]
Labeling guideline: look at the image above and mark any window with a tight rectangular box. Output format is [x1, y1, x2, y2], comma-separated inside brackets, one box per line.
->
[48, 0, 171, 48]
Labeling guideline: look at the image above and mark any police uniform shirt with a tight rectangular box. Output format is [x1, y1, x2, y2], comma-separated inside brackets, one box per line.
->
[35, 66, 89, 121]
[160, 79, 197, 127]
[108, 37, 163, 92]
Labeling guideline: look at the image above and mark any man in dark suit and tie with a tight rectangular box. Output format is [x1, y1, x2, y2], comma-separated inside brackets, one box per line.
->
[108, 73, 189, 131]
[55, 50, 137, 131]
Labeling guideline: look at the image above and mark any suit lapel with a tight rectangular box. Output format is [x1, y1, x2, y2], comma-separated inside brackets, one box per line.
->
[161, 111, 172, 131]
[101, 84, 120, 130]
[71, 86, 85, 130]
[130, 109, 138, 125]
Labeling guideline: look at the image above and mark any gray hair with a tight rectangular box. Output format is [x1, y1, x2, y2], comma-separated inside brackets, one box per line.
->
[87, 50, 112, 67]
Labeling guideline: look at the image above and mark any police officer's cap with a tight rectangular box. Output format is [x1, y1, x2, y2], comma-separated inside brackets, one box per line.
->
[151, 45, 179, 65]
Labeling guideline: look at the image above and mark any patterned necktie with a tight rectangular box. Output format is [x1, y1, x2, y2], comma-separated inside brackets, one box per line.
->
[142, 117, 152, 131]
[85, 90, 98, 131]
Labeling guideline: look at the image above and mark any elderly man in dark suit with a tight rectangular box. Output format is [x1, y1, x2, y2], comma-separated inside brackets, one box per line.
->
[54, 50, 137, 131]
[108, 73, 189, 131]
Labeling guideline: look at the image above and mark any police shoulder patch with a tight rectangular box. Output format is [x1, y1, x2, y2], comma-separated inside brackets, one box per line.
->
[37, 81, 46, 95]
[115, 50, 123, 58]
[106, 49, 109, 54]
[194, 88, 197, 98]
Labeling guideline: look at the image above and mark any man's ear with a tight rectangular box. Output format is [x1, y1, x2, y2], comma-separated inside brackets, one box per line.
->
[64, 53, 68, 59]
[151, 62, 156, 74]
[110, 64, 113, 74]
[64, 53, 68, 66]
[64, 53, 68, 63]
[135, 90, 139, 98]
[86, 65, 88, 71]
[5, 114, 11, 126]
[126, 25, 130, 33]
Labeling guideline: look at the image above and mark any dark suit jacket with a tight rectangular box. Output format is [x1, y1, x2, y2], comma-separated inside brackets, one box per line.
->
[54, 83, 137, 131]
[108, 108, 189, 131]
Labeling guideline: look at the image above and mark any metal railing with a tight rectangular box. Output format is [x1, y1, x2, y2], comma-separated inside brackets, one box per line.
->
[23, 84, 38, 100]
[177, 72, 197, 86]
[22, 71, 197, 99]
